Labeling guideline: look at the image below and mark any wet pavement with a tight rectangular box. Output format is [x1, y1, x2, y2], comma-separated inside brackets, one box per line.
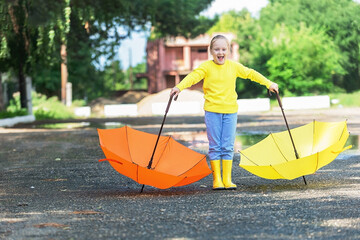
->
[1, 107, 360, 239]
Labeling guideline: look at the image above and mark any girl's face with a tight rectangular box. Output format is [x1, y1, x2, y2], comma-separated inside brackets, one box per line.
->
[210, 38, 228, 65]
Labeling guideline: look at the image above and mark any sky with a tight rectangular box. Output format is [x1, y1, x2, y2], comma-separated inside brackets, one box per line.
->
[116, 0, 269, 70]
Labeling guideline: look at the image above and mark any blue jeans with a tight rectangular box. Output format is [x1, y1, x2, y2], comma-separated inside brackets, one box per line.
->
[204, 111, 237, 161]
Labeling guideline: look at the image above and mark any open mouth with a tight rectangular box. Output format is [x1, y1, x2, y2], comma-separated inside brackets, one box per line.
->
[217, 56, 224, 62]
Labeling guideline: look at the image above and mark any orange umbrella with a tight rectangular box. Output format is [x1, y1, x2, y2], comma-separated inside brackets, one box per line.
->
[97, 94, 211, 191]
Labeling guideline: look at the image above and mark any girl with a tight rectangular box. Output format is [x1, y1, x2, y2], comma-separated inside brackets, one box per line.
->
[170, 35, 279, 190]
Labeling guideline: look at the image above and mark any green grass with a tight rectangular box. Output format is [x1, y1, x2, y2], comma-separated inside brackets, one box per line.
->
[269, 91, 360, 108]
[328, 91, 360, 107]
[0, 108, 28, 118]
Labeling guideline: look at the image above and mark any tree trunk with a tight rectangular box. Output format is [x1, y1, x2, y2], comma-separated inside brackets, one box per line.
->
[0, 73, 4, 111]
[129, 48, 133, 90]
[343, 40, 360, 92]
[8, 1, 27, 109]
[61, 44, 68, 104]
[19, 62, 27, 108]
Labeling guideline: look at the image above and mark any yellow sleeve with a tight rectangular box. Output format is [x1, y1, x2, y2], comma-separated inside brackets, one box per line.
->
[176, 64, 207, 91]
[236, 62, 273, 88]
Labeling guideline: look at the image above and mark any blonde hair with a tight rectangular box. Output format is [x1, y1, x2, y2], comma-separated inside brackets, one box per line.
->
[209, 35, 230, 50]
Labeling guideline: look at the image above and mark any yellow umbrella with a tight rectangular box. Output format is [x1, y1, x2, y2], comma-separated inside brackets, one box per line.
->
[239, 93, 352, 183]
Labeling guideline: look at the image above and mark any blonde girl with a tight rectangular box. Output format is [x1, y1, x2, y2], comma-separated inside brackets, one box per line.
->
[171, 35, 278, 190]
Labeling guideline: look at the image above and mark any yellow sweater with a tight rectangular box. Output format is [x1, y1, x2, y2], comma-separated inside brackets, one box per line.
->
[176, 60, 274, 113]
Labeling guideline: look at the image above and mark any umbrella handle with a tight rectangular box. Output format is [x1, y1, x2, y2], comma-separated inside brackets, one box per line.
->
[267, 89, 283, 108]
[165, 92, 178, 114]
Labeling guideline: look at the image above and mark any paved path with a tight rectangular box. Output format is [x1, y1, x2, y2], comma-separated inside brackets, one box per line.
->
[1, 108, 360, 239]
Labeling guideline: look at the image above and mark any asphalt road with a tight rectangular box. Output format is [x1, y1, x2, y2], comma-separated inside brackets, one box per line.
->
[1, 108, 360, 239]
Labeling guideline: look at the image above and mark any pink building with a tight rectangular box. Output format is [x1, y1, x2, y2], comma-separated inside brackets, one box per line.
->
[139, 33, 239, 93]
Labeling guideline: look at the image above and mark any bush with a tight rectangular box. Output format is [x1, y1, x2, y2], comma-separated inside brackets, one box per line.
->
[0, 108, 28, 118]
[265, 24, 345, 96]
[0, 91, 76, 120]
[32, 92, 76, 120]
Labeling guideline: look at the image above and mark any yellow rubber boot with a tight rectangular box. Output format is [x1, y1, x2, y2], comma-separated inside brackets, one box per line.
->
[210, 160, 225, 190]
[222, 160, 237, 190]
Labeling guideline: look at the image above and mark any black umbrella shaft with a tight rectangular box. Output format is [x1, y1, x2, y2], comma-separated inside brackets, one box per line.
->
[146, 93, 175, 169]
[275, 92, 300, 159]
[270, 91, 306, 185]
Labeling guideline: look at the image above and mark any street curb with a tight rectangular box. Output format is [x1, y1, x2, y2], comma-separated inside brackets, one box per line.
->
[0, 114, 35, 127]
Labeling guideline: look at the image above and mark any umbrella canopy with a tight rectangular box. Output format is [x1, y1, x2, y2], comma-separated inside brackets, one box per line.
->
[98, 126, 211, 189]
[239, 121, 351, 180]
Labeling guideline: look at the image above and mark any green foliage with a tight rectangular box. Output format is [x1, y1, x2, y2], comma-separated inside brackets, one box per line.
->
[101, 61, 147, 95]
[3, 0, 358, 102]
[1, 0, 216, 107]
[31, 64, 61, 96]
[4, 92, 27, 116]
[32, 92, 75, 120]
[71, 99, 86, 107]
[102, 60, 126, 91]
[206, 0, 360, 97]
[0, 109, 27, 119]
[148, 0, 216, 39]
[260, 0, 360, 92]
[126, 62, 148, 90]
[265, 24, 345, 96]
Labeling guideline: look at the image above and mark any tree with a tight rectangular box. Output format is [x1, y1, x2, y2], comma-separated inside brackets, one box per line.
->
[0, 0, 71, 108]
[208, 0, 360, 96]
[102, 60, 126, 92]
[0, 0, 31, 108]
[260, 0, 360, 92]
[265, 24, 345, 96]
[69, 0, 216, 100]
[0, 0, 216, 106]
[130, 62, 147, 90]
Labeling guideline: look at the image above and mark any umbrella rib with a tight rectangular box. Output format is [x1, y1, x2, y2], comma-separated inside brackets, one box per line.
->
[123, 127, 141, 188]
[314, 152, 319, 174]
[124, 126, 140, 184]
[99, 145, 125, 164]
[125, 126, 136, 165]
[339, 121, 347, 141]
[312, 120, 316, 154]
[239, 152, 259, 166]
[269, 164, 283, 178]
[152, 136, 172, 169]
[270, 133, 289, 162]
[151, 136, 208, 176]
[175, 155, 208, 176]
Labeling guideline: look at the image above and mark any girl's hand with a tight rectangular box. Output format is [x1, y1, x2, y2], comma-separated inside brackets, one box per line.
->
[269, 83, 279, 94]
[170, 87, 180, 100]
